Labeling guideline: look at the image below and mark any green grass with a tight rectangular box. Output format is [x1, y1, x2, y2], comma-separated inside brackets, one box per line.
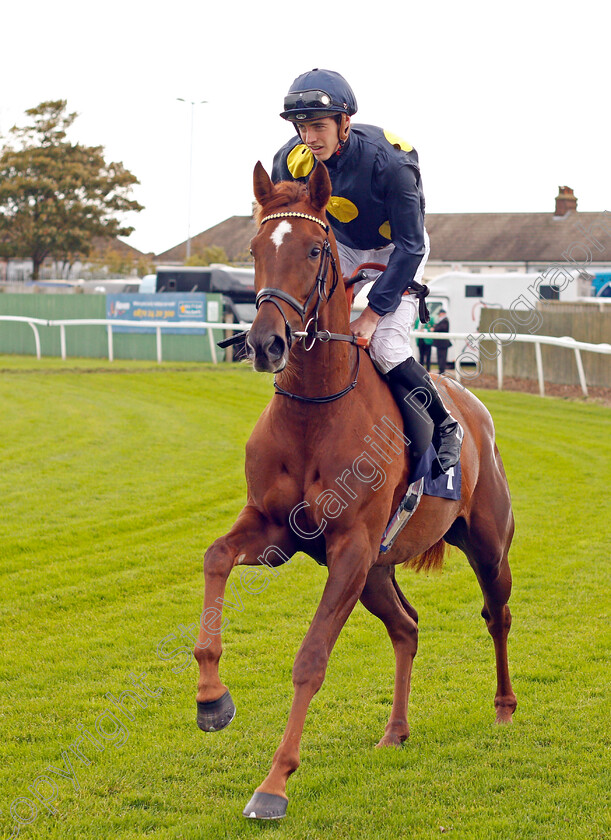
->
[1, 357, 609, 840]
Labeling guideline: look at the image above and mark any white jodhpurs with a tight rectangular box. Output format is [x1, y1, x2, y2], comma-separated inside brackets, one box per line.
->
[337, 230, 430, 374]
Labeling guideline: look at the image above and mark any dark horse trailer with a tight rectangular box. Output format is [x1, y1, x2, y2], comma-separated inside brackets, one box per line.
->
[155, 264, 256, 360]
[155, 265, 256, 323]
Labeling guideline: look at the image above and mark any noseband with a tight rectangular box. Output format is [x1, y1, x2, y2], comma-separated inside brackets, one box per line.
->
[256, 212, 339, 352]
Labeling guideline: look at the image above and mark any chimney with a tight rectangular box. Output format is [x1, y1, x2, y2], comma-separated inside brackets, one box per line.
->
[554, 186, 577, 216]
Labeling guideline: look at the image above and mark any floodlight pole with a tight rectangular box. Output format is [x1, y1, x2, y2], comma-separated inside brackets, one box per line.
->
[177, 98, 207, 261]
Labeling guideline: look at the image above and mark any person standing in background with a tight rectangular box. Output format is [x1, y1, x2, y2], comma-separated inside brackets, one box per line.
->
[433, 308, 451, 374]
[416, 313, 435, 371]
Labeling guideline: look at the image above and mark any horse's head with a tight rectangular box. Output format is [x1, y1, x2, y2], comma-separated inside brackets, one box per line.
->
[247, 161, 335, 372]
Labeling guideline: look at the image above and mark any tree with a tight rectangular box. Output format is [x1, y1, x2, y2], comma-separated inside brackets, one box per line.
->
[0, 100, 143, 279]
[89, 246, 137, 277]
[184, 245, 228, 266]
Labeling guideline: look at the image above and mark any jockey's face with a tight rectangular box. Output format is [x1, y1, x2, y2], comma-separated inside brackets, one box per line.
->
[296, 116, 346, 161]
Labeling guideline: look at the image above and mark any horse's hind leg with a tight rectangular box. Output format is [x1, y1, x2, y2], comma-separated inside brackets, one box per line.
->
[450, 465, 517, 723]
[474, 544, 517, 722]
[481, 551, 517, 723]
[360, 565, 419, 746]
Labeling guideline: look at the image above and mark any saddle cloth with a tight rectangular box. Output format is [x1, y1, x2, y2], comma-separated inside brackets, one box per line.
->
[413, 442, 462, 500]
[380, 443, 461, 553]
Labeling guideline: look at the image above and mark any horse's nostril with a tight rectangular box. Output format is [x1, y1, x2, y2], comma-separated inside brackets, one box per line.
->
[266, 335, 285, 361]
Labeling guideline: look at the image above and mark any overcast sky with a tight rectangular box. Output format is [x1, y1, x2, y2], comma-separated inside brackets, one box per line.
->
[2, 0, 609, 257]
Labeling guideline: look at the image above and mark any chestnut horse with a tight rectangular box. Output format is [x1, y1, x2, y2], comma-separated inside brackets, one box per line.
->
[194, 161, 517, 820]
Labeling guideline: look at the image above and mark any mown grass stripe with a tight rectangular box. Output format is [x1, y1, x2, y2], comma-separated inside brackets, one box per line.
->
[1, 358, 609, 840]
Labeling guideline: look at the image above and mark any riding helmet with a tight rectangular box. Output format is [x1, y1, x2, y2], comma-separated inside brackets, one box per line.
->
[280, 69, 358, 121]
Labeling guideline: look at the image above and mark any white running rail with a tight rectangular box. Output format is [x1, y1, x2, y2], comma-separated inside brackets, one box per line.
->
[1, 318, 610, 397]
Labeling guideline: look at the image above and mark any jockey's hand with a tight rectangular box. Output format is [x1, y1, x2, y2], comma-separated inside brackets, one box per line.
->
[350, 306, 380, 346]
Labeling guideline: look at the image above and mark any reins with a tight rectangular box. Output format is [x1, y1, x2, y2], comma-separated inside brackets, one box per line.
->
[273, 349, 361, 404]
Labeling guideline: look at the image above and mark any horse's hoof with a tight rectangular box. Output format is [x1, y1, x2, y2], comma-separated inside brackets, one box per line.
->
[376, 732, 408, 747]
[196, 690, 236, 732]
[242, 792, 288, 820]
[494, 697, 517, 724]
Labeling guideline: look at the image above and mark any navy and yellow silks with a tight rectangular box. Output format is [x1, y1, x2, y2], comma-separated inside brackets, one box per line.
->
[272, 124, 426, 316]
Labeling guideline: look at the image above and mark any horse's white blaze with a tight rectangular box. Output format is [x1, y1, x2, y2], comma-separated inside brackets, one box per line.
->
[271, 220, 292, 251]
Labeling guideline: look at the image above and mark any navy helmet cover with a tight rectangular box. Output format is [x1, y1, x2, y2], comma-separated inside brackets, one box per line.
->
[280, 68, 358, 121]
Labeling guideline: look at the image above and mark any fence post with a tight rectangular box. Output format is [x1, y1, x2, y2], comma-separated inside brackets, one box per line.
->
[208, 325, 218, 364]
[60, 324, 67, 360]
[496, 342, 503, 390]
[574, 347, 588, 397]
[156, 326, 162, 364]
[535, 341, 545, 396]
[107, 324, 114, 362]
[28, 322, 42, 360]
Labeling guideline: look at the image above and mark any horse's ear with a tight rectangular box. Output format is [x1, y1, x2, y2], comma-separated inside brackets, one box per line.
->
[308, 162, 332, 212]
[253, 161, 274, 207]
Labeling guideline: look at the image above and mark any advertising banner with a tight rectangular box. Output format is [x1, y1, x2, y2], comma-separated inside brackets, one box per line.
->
[107, 293, 211, 334]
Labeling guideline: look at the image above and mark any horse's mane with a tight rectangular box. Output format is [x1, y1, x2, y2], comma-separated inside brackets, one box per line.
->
[254, 180, 308, 226]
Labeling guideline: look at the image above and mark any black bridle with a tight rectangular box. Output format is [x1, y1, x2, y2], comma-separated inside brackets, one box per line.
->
[256, 212, 339, 352]
[254, 211, 361, 404]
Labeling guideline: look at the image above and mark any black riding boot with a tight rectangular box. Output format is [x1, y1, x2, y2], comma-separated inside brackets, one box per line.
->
[386, 357, 463, 472]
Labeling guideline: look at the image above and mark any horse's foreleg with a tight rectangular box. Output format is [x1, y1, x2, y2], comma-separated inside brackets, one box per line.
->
[194, 505, 292, 730]
[360, 565, 419, 746]
[243, 531, 374, 820]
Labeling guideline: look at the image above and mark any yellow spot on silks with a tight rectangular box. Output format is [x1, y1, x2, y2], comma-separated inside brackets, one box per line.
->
[379, 221, 392, 239]
[383, 129, 413, 152]
[287, 144, 315, 179]
[326, 196, 359, 223]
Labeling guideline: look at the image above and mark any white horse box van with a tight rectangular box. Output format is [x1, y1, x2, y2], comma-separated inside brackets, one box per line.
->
[354, 269, 591, 364]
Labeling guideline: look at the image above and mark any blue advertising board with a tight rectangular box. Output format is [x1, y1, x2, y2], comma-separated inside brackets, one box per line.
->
[106, 293, 218, 334]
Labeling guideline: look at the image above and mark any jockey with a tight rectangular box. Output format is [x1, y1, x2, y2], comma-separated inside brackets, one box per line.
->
[272, 68, 463, 472]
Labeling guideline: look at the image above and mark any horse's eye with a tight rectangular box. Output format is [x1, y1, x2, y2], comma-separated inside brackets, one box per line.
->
[309, 247, 321, 259]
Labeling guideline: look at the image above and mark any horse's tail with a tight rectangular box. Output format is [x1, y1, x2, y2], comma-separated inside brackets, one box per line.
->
[404, 538, 447, 573]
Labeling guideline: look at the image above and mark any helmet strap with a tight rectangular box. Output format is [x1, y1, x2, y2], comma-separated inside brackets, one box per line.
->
[334, 114, 350, 156]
